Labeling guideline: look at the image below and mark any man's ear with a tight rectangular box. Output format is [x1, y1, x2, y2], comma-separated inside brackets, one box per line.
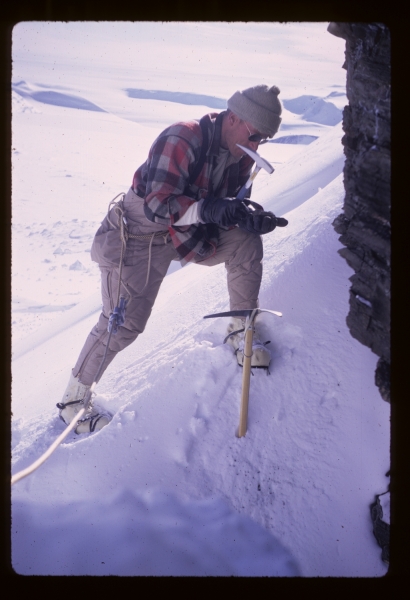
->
[228, 110, 239, 127]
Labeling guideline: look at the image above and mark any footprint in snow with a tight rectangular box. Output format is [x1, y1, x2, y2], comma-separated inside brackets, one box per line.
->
[189, 415, 207, 436]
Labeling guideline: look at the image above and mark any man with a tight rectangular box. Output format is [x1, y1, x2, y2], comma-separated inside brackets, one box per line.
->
[57, 84, 287, 433]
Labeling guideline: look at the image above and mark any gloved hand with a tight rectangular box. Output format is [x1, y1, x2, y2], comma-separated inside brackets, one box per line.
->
[238, 200, 288, 234]
[200, 196, 250, 228]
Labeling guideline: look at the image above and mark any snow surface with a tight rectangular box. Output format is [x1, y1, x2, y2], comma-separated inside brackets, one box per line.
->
[11, 22, 390, 577]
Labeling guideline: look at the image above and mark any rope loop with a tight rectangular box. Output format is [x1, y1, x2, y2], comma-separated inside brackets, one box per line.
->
[12, 191, 168, 485]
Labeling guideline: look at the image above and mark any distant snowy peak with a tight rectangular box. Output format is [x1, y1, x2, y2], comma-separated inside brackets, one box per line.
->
[283, 95, 343, 126]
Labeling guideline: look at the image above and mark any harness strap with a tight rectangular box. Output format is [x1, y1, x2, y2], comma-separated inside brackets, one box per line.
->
[56, 399, 83, 410]
[188, 115, 210, 186]
[77, 413, 105, 433]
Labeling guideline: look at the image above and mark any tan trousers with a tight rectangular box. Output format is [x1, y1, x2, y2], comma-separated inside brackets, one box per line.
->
[73, 221, 263, 386]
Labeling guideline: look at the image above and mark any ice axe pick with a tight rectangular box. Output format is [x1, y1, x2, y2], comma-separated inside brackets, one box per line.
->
[236, 144, 274, 200]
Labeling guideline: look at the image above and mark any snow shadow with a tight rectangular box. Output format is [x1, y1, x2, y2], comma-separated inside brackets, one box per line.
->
[12, 489, 301, 576]
[270, 134, 319, 145]
[283, 95, 342, 126]
[326, 90, 347, 98]
[13, 303, 77, 313]
[125, 88, 227, 109]
[12, 82, 106, 112]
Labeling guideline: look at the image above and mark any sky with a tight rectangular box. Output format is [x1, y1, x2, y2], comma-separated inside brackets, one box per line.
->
[12, 21, 347, 98]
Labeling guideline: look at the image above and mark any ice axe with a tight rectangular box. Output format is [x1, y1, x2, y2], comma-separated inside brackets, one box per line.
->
[236, 144, 274, 200]
[203, 308, 282, 437]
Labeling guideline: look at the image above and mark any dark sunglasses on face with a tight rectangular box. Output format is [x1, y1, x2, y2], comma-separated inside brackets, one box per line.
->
[243, 121, 269, 145]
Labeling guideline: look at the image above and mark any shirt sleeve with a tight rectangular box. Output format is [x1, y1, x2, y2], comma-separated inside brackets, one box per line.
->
[173, 198, 206, 225]
[143, 134, 201, 227]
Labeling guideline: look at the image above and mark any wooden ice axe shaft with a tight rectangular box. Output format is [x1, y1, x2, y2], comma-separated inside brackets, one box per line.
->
[203, 308, 282, 438]
[238, 316, 254, 438]
[236, 144, 274, 200]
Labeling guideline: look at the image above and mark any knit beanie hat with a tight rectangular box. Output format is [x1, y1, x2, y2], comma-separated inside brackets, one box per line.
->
[227, 85, 282, 137]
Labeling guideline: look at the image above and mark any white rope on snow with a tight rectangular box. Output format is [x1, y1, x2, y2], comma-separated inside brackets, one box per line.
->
[11, 382, 97, 485]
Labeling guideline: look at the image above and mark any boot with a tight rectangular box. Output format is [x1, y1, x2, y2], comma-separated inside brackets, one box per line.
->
[225, 317, 271, 368]
[56, 373, 112, 434]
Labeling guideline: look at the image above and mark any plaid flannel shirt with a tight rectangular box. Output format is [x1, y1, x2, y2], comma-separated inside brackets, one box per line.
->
[132, 111, 254, 264]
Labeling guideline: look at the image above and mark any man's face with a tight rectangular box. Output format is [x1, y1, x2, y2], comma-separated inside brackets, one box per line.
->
[224, 112, 268, 158]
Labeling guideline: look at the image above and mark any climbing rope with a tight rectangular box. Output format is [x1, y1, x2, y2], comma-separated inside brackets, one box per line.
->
[11, 191, 164, 485]
[11, 397, 88, 485]
[107, 194, 168, 296]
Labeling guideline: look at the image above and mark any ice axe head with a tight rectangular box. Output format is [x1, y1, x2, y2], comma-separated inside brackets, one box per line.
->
[236, 144, 274, 174]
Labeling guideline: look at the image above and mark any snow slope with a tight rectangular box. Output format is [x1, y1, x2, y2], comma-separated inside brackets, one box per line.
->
[11, 22, 390, 578]
[11, 139, 389, 577]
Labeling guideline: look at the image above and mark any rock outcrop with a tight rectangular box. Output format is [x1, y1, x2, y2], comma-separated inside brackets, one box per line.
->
[328, 23, 391, 402]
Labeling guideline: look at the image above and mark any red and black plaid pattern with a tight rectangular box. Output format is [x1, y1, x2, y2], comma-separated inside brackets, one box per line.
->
[132, 111, 254, 264]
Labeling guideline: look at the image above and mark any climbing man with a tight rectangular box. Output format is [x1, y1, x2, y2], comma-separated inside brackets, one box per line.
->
[57, 84, 288, 433]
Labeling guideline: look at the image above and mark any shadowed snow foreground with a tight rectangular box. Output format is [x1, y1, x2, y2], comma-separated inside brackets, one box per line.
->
[13, 489, 300, 576]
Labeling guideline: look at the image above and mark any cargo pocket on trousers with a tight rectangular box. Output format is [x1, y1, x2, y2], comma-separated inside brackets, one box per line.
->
[91, 228, 123, 268]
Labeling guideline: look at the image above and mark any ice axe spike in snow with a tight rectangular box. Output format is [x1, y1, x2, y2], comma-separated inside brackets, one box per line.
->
[204, 308, 282, 438]
[235, 144, 274, 200]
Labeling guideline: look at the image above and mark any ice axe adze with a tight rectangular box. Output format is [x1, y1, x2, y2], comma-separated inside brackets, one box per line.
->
[235, 144, 274, 200]
[203, 308, 282, 438]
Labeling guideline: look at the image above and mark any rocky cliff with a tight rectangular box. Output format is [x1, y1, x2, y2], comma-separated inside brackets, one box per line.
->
[328, 23, 391, 402]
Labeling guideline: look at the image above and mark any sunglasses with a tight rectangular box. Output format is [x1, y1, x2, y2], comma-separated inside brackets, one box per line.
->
[243, 121, 269, 145]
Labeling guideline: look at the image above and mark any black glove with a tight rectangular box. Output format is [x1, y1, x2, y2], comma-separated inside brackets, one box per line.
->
[200, 196, 250, 228]
[238, 200, 289, 234]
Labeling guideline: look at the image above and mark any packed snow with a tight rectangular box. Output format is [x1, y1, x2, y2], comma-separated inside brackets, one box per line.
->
[11, 22, 390, 577]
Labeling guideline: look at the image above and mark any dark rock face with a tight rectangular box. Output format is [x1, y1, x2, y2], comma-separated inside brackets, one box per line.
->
[328, 23, 391, 402]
